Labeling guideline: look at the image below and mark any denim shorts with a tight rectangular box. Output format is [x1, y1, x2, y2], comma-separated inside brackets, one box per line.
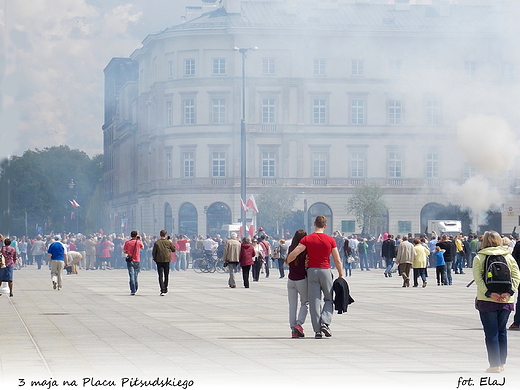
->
[0, 266, 14, 281]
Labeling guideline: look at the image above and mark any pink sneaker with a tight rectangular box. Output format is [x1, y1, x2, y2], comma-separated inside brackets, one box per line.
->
[294, 325, 305, 338]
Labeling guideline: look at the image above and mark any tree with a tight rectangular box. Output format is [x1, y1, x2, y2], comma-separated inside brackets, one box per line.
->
[256, 186, 297, 236]
[3, 146, 104, 236]
[346, 183, 387, 236]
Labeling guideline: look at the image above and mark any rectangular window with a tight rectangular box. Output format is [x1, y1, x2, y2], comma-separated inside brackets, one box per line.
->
[183, 152, 194, 178]
[341, 220, 356, 233]
[168, 60, 174, 79]
[313, 59, 326, 75]
[166, 101, 173, 126]
[426, 153, 439, 178]
[464, 61, 477, 76]
[350, 152, 365, 178]
[183, 98, 195, 124]
[426, 99, 440, 125]
[463, 162, 477, 178]
[212, 98, 226, 124]
[388, 100, 402, 125]
[388, 152, 402, 178]
[262, 152, 276, 177]
[262, 98, 276, 124]
[166, 153, 172, 179]
[184, 59, 195, 76]
[312, 152, 327, 177]
[351, 59, 364, 76]
[351, 99, 365, 125]
[313, 99, 326, 124]
[212, 152, 226, 177]
[212, 58, 226, 75]
[398, 221, 412, 233]
[389, 60, 402, 75]
[262, 58, 275, 74]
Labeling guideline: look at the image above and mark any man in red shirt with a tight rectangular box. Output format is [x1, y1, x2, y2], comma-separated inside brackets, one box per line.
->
[286, 215, 343, 338]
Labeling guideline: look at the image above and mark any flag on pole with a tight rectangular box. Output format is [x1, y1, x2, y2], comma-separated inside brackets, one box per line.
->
[246, 195, 259, 213]
[248, 225, 255, 238]
[69, 199, 81, 208]
[240, 198, 249, 212]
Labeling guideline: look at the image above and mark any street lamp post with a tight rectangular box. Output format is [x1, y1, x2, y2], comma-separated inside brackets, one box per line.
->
[233, 46, 257, 238]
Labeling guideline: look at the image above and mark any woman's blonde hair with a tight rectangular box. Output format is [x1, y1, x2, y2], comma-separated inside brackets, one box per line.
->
[480, 231, 503, 249]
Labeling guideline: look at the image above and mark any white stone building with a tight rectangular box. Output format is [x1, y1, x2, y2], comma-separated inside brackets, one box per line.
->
[103, 0, 520, 237]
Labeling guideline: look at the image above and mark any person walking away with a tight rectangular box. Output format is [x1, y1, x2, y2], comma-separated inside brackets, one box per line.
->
[434, 246, 447, 286]
[239, 237, 255, 288]
[124, 231, 144, 296]
[286, 216, 343, 339]
[258, 235, 271, 278]
[286, 229, 309, 338]
[152, 230, 176, 296]
[412, 238, 429, 287]
[47, 236, 68, 290]
[32, 235, 46, 270]
[222, 232, 241, 288]
[342, 238, 353, 277]
[472, 231, 520, 373]
[274, 239, 288, 278]
[395, 236, 414, 287]
[382, 234, 396, 277]
[0, 238, 18, 297]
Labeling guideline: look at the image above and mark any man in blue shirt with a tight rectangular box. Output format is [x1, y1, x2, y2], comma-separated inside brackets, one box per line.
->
[47, 235, 68, 290]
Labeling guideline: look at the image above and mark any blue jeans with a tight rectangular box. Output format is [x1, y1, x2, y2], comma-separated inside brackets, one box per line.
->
[445, 261, 453, 284]
[359, 253, 369, 270]
[478, 307, 511, 367]
[342, 259, 352, 277]
[127, 261, 140, 294]
[384, 257, 394, 275]
[455, 252, 464, 272]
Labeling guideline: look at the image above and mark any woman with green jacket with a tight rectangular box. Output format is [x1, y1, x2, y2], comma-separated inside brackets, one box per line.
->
[472, 231, 520, 373]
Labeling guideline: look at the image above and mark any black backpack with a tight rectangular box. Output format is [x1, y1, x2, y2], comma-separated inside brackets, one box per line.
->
[483, 254, 512, 293]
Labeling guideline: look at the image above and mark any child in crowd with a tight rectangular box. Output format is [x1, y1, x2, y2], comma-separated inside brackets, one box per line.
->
[434, 246, 447, 286]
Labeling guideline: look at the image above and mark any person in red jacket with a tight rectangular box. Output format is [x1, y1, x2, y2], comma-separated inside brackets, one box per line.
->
[239, 237, 255, 288]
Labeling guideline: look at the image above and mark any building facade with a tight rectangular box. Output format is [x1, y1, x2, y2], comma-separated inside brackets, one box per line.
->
[103, 0, 520, 237]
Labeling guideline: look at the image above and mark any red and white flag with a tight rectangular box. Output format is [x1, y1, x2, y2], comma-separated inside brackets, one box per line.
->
[248, 225, 255, 238]
[240, 198, 249, 212]
[246, 195, 259, 213]
[69, 199, 81, 208]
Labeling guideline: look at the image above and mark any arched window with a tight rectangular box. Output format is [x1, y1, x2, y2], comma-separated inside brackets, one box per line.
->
[179, 202, 198, 237]
[308, 202, 333, 236]
[164, 203, 173, 234]
[206, 202, 231, 237]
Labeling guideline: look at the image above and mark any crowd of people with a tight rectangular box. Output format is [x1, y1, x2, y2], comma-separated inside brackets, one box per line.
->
[1, 223, 520, 374]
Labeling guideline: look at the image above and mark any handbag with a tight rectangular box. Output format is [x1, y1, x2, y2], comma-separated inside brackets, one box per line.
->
[347, 256, 355, 263]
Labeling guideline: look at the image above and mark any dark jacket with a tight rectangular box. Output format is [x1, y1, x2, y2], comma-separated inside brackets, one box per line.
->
[333, 278, 354, 314]
[152, 238, 176, 262]
[381, 239, 396, 259]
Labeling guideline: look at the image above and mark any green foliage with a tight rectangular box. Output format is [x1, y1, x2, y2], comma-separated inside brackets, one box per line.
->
[256, 186, 297, 236]
[3, 146, 104, 236]
[346, 183, 387, 235]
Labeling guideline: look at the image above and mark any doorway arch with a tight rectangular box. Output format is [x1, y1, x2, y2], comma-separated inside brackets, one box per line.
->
[179, 202, 198, 237]
[206, 202, 231, 237]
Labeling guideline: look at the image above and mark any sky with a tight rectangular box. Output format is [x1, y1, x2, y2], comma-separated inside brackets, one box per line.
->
[0, 0, 193, 160]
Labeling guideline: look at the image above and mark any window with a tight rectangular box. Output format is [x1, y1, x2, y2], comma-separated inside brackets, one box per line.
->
[426, 153, 439, 178]
[501, 62, 515, 79]
[312, 152, 327, 177]
[313, 59, 326, 75]
[262, 58, 275, 74]
[350, 151, 365, 178]
[464, 61, 477, 76]
[184, 59, 195, 76]
[463, 162, 477, 178]
[212, 98, 226, 124]
[166, 153, 172, 178]
[168, 60, 174, 79]
[341, 220, 356, 233]
[262, 98, 276, 124]
[166, 101, 173, 126]
[212, 152, 226, 177]
[262, 152, 276, 177]
[212, 58, 226, 75]
[388, 100, 402, 125]
[351, 99, 365, 125]
[313, 99, 326, 124]
[183, 99, 195, 124]
[426, 99, 440, 125]
[398, 221, 412, 233]
[183, 152, 194, 178]
[388, 152, 402, 178]
[351, 59, 364, 76]
[389, 60, 402, 75]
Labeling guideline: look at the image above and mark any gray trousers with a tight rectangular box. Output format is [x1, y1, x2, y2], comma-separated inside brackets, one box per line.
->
[51, 260, 64, 289]
[287, 278, 309, 329]
[307, 268, 334, 333]
[228, 263, 238, 287]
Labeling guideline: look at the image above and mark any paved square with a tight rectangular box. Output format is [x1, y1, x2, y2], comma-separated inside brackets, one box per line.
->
[1, 266, 519, 390]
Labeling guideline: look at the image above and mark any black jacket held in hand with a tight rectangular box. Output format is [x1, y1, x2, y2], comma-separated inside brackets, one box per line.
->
[333, 278, 354, 314]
